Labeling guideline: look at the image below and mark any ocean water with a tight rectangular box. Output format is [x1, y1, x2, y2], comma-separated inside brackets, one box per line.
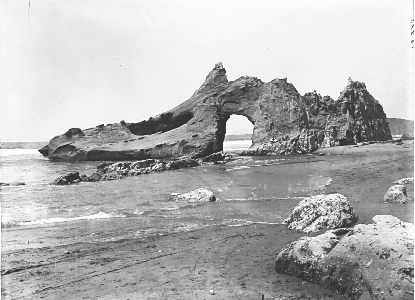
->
[1, 141, 330, 252]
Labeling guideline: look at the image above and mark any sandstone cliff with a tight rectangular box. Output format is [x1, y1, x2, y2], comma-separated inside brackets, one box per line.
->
[39, 63, 392, 160]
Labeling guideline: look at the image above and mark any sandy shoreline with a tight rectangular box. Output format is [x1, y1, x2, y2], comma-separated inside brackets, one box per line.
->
[2, 142, 413, 300]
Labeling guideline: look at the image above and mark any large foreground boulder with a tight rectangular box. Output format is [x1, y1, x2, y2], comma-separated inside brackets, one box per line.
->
[39, 64, 391, 161]
[168, 188, 216, 203]
[283, 194, 358, 233]
[383, 185, 411, 204]
[275, 215, 414, 300]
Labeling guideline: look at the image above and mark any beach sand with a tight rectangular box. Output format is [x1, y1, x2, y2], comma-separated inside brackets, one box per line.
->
[2, 141, 413, 300]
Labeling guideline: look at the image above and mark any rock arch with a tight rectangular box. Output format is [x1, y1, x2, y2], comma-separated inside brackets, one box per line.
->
[39, 63, 392, 160]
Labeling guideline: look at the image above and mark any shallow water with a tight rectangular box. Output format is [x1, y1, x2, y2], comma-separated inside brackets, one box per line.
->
[1, 142, 330, 252]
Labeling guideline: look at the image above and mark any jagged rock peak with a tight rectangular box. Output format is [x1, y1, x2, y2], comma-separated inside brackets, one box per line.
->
[204, 62, 228, 85]
[340, 78, 367, 98]
[214, 62, 224, 69]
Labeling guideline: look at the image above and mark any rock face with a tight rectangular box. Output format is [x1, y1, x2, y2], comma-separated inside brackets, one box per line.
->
[275, 215, 414, 300]
[168, 188, 216, 203]
[383, 185, 411, 204]
[283, 194, 359, 233]
[39, 64, 392, 161]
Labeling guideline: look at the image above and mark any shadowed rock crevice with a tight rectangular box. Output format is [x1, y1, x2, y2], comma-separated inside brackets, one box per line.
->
[39, 63, 392, 161]
[126, 111, 194, 136]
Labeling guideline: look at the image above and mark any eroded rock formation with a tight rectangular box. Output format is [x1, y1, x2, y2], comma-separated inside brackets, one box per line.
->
[39, 63, 392, 161]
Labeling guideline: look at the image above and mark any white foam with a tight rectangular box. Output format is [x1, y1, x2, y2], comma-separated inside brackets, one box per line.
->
[225, 165, 251, 171]
[1, 211, 125, 227]
[226, 220, 282, 227]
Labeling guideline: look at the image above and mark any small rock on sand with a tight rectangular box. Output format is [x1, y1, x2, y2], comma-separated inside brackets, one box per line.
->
[383, 185, 410, 203]
[393, 177, 414, 185]
[168, 188, 216, 203]
[283, 193, 358, 233]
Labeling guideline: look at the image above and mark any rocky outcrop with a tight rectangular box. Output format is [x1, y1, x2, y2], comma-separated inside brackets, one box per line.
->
[51, 158, 198, 185]
[50, 172, 84, 185]
[275, 215, 414, 300]
[242, 78, 392, 155]
[168, 188, 216, 203]
[39, 64, 392, 161]
[50, 152, 227, 185]
[283, 194, 358, 233]
[383, 185, 411, 204]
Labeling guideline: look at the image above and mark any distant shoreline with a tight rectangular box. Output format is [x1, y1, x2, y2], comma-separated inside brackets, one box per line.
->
[223, 133, 252, 141]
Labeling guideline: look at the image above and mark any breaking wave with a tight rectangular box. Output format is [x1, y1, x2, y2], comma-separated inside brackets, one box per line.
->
[1, 211, 125, 228]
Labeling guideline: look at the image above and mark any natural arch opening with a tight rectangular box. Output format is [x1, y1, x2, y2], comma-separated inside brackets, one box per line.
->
[222, 115, 254, 152]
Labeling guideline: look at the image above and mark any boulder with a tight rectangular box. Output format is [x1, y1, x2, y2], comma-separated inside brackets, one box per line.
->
[383, 185, 411, 203]
[275, 215, 414, 300]
[39, 64, 392, 161]
[50, 172, 80, 185]
[394, 178, 414, 185]
[283, 194, 359, 233]
[168, 188, 216, 203]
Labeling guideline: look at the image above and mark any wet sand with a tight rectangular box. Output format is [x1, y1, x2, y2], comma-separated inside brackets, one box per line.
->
[2, 141, 413, 300]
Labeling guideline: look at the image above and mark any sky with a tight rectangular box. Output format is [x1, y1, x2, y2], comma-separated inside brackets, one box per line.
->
[1, 0, 413, 142]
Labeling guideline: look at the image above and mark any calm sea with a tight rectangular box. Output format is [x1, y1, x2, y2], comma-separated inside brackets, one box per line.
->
[1, 141, 330, 252]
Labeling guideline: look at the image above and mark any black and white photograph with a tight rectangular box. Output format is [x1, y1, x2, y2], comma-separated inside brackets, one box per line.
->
[1, 0, 414, 299]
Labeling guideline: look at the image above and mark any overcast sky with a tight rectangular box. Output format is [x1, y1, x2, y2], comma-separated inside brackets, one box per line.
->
[1, 0, 413, 142]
